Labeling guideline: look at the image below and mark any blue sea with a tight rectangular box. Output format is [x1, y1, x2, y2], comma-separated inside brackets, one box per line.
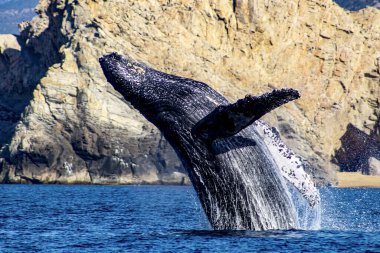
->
[0, 185, 379, 252]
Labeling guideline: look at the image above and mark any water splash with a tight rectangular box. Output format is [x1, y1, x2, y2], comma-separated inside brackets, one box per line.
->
[253, 121, 321, 230]
[187, 123, 322, 231]
[209, 129, 300, 230]
[287, 182, 321, 230]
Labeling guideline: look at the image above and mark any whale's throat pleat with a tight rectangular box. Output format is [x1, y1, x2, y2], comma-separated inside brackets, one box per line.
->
[192, 89, 299, 143]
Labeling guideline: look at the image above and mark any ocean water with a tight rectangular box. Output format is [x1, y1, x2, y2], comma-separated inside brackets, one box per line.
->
[0, 185, 379, 252]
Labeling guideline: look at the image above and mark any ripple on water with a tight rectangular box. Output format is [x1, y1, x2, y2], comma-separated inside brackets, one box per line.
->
[0, 185, 379, 252]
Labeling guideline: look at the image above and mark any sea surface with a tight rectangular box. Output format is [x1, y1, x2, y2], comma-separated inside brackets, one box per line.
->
[0, 185, 379, 252]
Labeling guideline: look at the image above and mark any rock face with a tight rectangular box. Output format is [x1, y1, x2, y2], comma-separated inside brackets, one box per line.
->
[0, 0, 379, 185]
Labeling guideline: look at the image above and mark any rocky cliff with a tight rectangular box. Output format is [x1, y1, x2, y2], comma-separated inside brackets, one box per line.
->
[0, 0, 379, 185]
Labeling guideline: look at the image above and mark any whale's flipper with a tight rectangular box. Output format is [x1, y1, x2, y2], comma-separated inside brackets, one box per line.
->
[255, 120, 320, 207]
[192, 89, 300, 143]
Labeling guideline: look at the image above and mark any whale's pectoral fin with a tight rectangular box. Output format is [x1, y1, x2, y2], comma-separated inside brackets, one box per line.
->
[255, 120, 320, 207]
[192, 88, 300, 143]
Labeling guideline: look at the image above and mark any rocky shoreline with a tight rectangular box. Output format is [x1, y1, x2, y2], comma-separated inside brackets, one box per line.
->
[0, 0, 379, 186]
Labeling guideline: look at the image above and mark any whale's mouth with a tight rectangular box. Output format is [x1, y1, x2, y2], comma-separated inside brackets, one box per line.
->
[99, 53, 147, 95]
[100, 53, 146, 75]
[99, 53, 124, 80]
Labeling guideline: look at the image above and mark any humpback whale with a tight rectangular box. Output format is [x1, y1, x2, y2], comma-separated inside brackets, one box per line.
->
[99, 53, 320, 231]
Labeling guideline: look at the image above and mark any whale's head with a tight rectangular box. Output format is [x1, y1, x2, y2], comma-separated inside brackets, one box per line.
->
[99, 53, 152, 105]
[99, 53, 225, 131]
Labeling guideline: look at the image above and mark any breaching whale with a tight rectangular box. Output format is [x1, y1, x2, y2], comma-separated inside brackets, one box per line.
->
[99, 53, 320, 231]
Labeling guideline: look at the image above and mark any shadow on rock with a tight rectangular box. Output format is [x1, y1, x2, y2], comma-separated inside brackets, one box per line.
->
[332, 123, 380, 175]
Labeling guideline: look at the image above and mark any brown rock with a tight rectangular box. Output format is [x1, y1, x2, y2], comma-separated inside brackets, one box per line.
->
[0, 0, 379, 185]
